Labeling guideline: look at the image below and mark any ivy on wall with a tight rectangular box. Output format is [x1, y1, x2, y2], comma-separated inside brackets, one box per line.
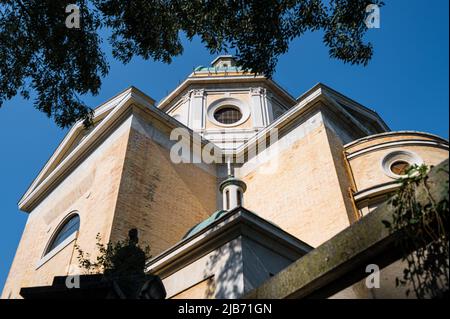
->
[383, 164, 449, 299]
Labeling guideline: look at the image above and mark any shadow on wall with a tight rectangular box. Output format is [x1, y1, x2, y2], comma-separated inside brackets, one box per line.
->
[203, 238, 243, 299]
[159, 144, 213, 215]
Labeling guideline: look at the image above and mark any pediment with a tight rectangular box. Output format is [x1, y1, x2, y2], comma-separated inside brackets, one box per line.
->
[19, 87, 155, 211]
[296, 83, 390, 135]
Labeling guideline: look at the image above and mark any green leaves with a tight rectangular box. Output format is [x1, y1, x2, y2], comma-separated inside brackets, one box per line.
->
[323, 0, 382, 66]
[76, 232, 151, 275]
[384, 164, 449, 298]
[0, 0, 108, 128]
[94, 0, 183, 64]
[1, 0, 382, 128]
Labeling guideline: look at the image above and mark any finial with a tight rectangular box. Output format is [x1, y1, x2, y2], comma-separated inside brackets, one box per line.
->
[219, 163, 247, 211]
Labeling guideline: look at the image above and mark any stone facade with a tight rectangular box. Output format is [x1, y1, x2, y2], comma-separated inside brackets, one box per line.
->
[241, 122, 355, 247]
[2, 115, 133, 298]
[2, 57, 448, 299]
[346, 132, 449, 216]
[146, 208, 312, 299]
[110, 109, 217, 255]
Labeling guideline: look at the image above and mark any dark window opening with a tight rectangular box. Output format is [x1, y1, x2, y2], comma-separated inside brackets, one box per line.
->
[214, 106, 242, 124]
[390, 161, 410, 175]
[237, 190, 242, 206]
[45, 214, 80, 255]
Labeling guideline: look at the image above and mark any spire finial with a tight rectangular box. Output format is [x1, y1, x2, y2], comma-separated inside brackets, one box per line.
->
[219, 161, 247, 211]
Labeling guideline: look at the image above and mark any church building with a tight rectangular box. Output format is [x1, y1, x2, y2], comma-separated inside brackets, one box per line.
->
[2, 56, 448, 299]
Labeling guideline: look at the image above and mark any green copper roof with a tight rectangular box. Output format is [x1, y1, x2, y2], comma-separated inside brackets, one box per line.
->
[183, 210, 228, 239]
[193, 66, 243, 73]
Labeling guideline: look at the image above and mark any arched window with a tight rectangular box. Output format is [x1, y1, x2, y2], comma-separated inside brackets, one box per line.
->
[45, 214, 80, 255]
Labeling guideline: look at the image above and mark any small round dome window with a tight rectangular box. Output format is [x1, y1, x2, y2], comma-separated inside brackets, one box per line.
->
[213, 106, 242, 124]
[390, 160, 411, 176]
[381, 150, 423, 178]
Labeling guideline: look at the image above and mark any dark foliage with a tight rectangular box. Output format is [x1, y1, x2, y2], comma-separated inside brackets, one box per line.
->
[1, 0, 383, 127]
[75, 229, 154, 298]
[384, 165, 449, 298]
[0, 0, 108, 127]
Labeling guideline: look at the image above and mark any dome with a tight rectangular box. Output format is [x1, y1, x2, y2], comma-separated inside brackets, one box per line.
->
[182, 210, 228, 239]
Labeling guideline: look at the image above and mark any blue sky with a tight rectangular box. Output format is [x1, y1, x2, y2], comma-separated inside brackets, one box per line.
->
[0, 1, 448, 293]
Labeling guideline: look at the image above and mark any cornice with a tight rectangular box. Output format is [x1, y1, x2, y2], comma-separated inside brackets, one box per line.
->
[353, 181, 400, 202]
[18, 84, 449, 213]
[157, 75, 296, 111]
[18, 87, 155, 212]
[346, 139, 449, 160]
[298, 83, 390, 131]
[18, 87, 223, 212]
[345, 131, 450, 149]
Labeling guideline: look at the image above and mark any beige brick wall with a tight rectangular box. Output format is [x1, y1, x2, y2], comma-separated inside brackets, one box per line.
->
[325, 127, 360, 224]
[2, 108, 219, 299]
[241, 123, 353, 247]
[2, 117, 133, 299]
[110, 112, 218, 256]
[5, 96, 446, 300]
[347, 137, 449, 192]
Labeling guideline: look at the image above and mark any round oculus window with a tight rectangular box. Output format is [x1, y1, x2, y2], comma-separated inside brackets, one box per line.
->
[390, 160, 411, 176]
[213, 106, 243, 125]
[381, 150, 423, 178]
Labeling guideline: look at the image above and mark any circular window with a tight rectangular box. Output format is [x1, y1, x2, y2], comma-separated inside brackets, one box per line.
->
[207, 98, 250, 127]
[390, 160, 411, 176]
[381, 150, 423, 178]
[213, 106, 243, 124]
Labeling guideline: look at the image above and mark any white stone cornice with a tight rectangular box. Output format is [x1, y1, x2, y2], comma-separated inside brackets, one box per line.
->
[157, 76, 296, 111]
[18, 87, 156, 212]
[353, 181, 401, 202]
[344, 131, 450, 149]
[192, 89, 205, 97]
[145, 207, 312, 277]
[296, 83, 390, 132]
[250, 87, 266, 95]
[18, 82, 449, 213]
[346, 139, 449, 160]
